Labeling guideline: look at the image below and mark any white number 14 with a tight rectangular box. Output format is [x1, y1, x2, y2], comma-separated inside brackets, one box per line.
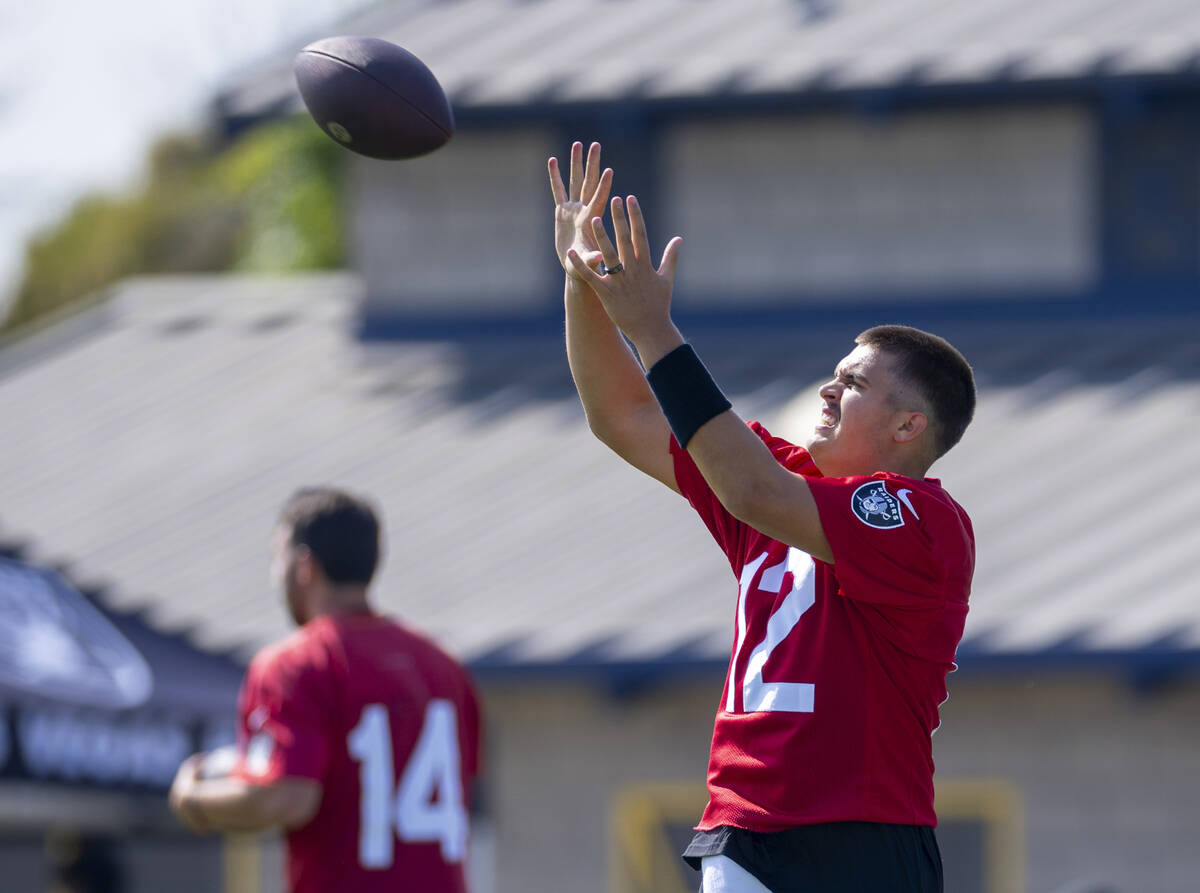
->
[347, 700, 468, 868]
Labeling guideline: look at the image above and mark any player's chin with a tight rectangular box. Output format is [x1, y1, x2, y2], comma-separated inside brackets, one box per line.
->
[806, 428, 840, 465]
[807, 425, 836, 448]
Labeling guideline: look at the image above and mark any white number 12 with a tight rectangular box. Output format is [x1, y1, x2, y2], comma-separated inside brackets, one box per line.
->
[727, 547, 817, 714]
[347, 700, 468, 869]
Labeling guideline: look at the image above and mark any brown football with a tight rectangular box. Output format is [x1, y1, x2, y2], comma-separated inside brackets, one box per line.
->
[294, 36, 454, 160]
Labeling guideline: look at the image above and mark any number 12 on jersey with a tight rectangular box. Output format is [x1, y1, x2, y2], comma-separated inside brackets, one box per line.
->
[728, 547, 817, 714]
[347, 700, 468, 869]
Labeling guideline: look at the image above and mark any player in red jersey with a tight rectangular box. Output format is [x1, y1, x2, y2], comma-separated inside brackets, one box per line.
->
[169, 488, 482, 893]
[550, 143, 976, 892]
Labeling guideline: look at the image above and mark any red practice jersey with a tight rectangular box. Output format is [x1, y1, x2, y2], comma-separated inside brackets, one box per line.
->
[672, 422, 974, 831]
[234, 613, 481, 893]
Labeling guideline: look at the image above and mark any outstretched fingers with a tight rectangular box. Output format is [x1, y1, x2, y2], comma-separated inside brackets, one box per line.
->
[623, 195, 681, 280]
[581, 142, 602, 203]
[567, 141, 584, 202]
[658, 236, 683, 282]
[549, 142, 610, 212]
[588, 215, 620, 269]
[547, 156, 567, 206]
[586, 167, 614, 218]
[626, 195, 651, 261]
[611, 196, 636, 263]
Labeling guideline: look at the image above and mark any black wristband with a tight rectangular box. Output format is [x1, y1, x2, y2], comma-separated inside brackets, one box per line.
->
[646, 344, 732, 448]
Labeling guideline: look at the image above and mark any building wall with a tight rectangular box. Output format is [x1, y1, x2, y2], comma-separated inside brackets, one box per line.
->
[478, 670, 1200, 893]
[348, 102, 1101, 320]
[661, 104, 1098, 302]
[935, 671, 1200, 893]
[480, 676, 720, 893]
[349, 126, 555, 318]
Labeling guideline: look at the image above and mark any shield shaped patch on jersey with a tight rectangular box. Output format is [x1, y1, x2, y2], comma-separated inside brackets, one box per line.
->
[851, 480, 905, 529]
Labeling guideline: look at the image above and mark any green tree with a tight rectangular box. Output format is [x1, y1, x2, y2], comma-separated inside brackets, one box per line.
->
[4, 117, 344, 334]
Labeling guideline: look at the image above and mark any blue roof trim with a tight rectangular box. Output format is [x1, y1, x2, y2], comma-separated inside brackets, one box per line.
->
[467, 646, 1200, 694]
[448, 70, 1200, 123]
[355, 285, 1200, 343]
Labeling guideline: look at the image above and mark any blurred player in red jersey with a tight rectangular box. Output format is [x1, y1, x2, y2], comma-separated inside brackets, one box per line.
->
[550, 143, 976, 893]
[169, 488, 482, 893]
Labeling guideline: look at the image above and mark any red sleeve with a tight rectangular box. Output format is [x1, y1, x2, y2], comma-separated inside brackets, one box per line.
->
[235, 645, 332, 785]
[807, 474, 972, 611]
[670, 434, 743, 568]
[670, 421, 814, 569]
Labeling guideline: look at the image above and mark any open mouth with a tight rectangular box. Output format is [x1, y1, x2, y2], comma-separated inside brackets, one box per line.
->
[817, 405, 839, 429]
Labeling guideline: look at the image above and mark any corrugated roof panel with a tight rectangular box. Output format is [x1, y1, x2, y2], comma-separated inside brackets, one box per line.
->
[212, 0, 1200, 120]
[399, 0, 588, 100]
[1076, 553, 1200, 651]
[951, 383, 1198, 639]
[832, 1, 1032, 91]
[460, 1, 674, 105]
[685, 17, 859, 99]
[1021, 33, 1127, 80]
[1072, 0, 1190, 43]
[977, 483, 1199, 651]
[383, 0, 521, 67]
[917, 0, 1107, 84]
[1110, 30, 1200, 76]
[549, 2, 748, 103]
[644, 4, 799, 98]
[739, 0, 962, 93]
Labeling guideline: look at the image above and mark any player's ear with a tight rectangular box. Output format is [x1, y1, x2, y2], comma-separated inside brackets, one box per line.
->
[293, 546, 319, 587]
[894, 410, 928, 444]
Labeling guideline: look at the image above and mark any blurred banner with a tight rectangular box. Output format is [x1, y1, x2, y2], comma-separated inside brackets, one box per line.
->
[0, 555, 242, 794]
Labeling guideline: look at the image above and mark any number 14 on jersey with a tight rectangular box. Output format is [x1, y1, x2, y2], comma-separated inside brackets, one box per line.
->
[347, 700, 468, 869]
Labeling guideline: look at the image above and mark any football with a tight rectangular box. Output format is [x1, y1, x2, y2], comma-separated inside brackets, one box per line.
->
[293, 36, 454, 160]
[198, 744, 239, 779]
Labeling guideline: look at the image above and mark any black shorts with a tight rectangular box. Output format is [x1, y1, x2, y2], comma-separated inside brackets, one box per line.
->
[683, 822, 943, 893]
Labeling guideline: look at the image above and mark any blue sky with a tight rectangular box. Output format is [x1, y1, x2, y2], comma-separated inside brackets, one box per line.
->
[0, 0, 375, 315]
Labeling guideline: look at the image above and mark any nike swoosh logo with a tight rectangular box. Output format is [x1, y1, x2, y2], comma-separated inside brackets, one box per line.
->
[896, 488, 920, 520]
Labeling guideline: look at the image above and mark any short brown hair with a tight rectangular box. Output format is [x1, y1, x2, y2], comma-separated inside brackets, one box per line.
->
[279, 488, 381, 585]
[855, 325, 976, 459]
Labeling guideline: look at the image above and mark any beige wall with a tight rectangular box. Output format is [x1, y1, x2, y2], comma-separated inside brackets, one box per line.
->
[935, 672, 1200, 893]
[662, 104, 1097, 304]
[480, 677, 720, 893]
[348, 105, 1098, 318]
[478, 670, 1200, 893]
[349, 126, 556, 316]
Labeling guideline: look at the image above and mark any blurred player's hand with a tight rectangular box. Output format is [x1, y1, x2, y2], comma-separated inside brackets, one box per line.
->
[548, 141, 613, 281]
[169, 754, 211, 833]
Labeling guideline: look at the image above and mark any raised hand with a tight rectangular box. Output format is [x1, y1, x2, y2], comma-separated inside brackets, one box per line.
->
[566, 194, 683, 365]
[548, 141, 614, 280]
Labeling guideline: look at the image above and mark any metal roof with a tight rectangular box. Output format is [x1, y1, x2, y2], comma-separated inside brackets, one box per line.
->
[2, 275, 1198, 674]
[217, 0, 1200, 122]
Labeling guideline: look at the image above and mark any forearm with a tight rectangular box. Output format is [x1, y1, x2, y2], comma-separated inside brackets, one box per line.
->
[178, 777, 294, 833]
[565, 277, 657, 435]
[686, 411, 832, 561]
[629, 332, 833, 562]
[565, 277, 679, 489]
[625, 324, 782, 512]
